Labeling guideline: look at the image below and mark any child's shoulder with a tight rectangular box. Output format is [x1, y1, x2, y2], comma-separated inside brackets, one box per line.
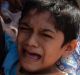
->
[56, 39, 80, 75]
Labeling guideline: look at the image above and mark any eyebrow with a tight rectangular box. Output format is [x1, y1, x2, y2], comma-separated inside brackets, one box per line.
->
[19, 22, 56, 33]
[19, 22, 31, 28]
[42, 29, 56, 34]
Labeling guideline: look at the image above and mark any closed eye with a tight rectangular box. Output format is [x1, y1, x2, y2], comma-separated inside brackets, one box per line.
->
[19, 26, 30, 30]
[41, 33, 54, 39]
[19, 26, 33, 34]
[19, 22, 32, 31]
[19, 22, 32, 30]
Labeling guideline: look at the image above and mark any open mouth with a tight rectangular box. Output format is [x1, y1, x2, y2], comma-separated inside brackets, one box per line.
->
[22, 48, 42, 61]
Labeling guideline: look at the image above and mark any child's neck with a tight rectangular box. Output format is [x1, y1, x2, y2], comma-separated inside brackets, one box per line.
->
[48, 66, 67, 75]
[38, 65, 67, 75]
[17, 64, 67, 75]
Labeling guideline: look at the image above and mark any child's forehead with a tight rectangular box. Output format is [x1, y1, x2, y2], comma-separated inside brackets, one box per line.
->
[21, 10, 57, 27]
[27, 9, 51, 17]
[24, 9, 57, 25]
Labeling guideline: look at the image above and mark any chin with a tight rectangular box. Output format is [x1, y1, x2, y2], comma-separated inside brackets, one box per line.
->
[20, 60, 42, 72]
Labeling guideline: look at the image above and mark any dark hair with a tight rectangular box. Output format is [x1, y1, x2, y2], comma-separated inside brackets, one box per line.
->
[19, 0, 80, 45]
[0, 21, 6, 70]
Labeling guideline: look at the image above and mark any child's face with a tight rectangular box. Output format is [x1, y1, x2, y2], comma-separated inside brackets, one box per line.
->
[17, 10, 67, 72]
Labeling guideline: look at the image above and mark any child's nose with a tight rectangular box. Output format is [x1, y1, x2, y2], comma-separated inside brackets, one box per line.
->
[27, 34, 39, 48]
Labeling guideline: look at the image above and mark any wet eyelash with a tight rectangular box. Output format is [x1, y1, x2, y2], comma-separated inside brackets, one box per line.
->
[42, 33, 53, 39]
[19, 26, 32, 31]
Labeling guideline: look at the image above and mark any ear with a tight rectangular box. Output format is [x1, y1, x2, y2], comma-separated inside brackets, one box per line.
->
[62, 39, 77, 57]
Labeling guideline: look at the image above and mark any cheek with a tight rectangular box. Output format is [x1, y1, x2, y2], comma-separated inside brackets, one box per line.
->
[17, 33, 26, 53]
[17, 32, 26, 44]
[42, 42, 64, 67]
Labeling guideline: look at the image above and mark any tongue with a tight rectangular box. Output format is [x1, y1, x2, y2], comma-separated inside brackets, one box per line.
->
[28, 53, 41, 60]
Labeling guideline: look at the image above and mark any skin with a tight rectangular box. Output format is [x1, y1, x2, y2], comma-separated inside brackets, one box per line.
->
[17, 10, 76, 75]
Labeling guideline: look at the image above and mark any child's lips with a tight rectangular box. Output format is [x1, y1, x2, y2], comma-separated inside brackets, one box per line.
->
[27, 51, 42, 60]
[22, 48, 42, 61]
